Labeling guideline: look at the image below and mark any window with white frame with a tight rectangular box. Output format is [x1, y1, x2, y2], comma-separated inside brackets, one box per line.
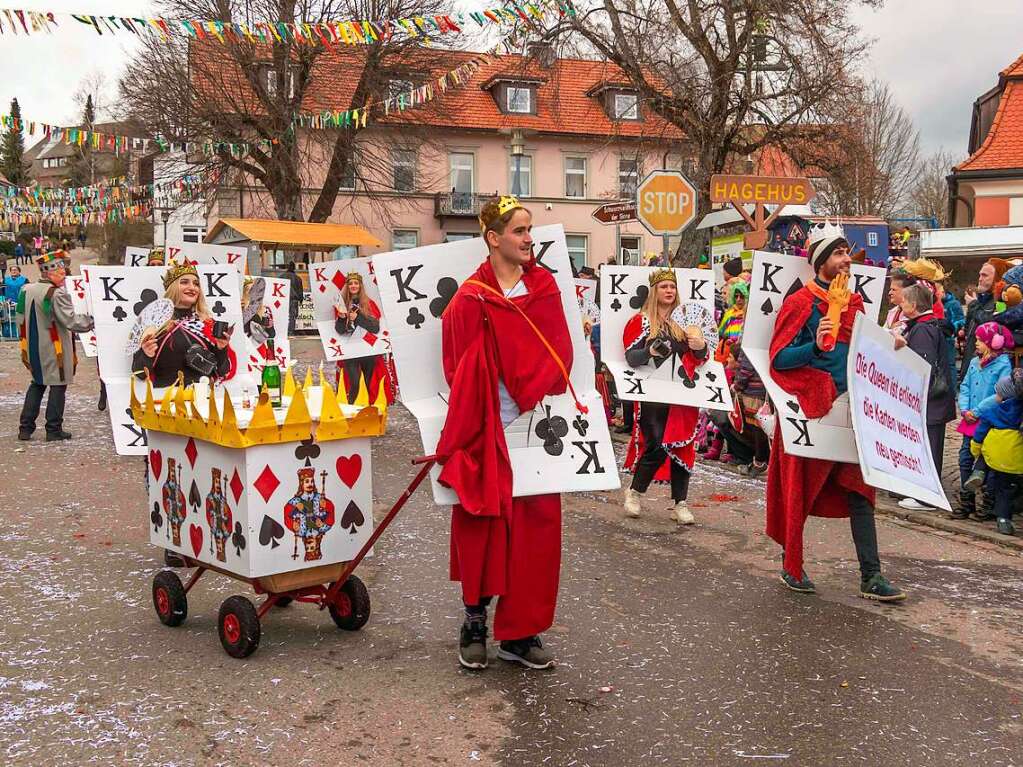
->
[619, 157, 639, 199]
[263, 65, 297, 99]
[620, 236, 641, 265]
[449, 152, 474, 196]
[42, 157, 68, 169]
[392, 229, 419, 250]
[392, 148, 416, 192]
[506, 86, 533, 114]
[181, 226, 206, 244]
[867, 231, 879, 247]
[566, 234, 588, 271]
[509, 154, 532, 197]
[613, 92, 639, 120]
[565, 156, 587, 198]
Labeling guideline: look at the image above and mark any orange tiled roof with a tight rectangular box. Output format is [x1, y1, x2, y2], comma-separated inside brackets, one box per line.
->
[957, 54, 1023, 172]
[190, 43, 684, 142]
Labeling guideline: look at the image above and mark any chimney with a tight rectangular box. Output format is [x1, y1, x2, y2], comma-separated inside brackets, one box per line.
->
[527, 41, 556, 69]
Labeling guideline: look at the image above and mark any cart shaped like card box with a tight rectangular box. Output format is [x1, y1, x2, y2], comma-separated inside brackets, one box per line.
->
[134, 368, 432, 658]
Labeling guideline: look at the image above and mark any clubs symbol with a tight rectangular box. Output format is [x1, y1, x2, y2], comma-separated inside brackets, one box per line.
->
[406, 306, 425, 330]
[760, 297, 774, 315]
[610, 297, 622, 312]
[786, 400, 800, 414]
[429, 277, 459, 319]
[211, 300, 227, 317]
[231, 522, 247, 557]
[132, 288, 158, 317]
[112, 305, 128, 322]
[124, 407, 133, 420]
[784, 278, 803, 300]
[628, 285, 648, 310]
[259, 515, 286, 549]
[705, 371, 717, 382]
[294, 437, 321, 461]
[677, 366, 697, 389]
[534, 405, 568, 456]
[623, 368, 634, 377]
[340, 501, 365, 534]
[151, 502, 163, 532]
[572, 413, 589, 437]
[188, 480, 201, 512]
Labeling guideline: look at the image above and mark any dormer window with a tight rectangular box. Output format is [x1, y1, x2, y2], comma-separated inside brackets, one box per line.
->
[587, 82, 643, 121]
[613, 92, 639, 120]
[507, 86, 533, 114]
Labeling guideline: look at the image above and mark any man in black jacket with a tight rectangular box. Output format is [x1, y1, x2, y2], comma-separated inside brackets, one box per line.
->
[959, 258, 1009, 382]
[286, 261, 304, 334]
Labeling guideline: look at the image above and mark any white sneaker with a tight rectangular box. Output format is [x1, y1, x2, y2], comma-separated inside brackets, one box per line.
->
[672, 500, 695, 525]
[897, 497, 934, 511]
[623, 488, 642, 518]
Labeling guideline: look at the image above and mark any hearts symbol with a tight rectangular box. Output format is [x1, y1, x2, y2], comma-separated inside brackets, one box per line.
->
[337, 454, 362, 488]
[149, 449, 163, 481]
[76, 290, 85, 299]
[188, 524, 203, 557]
[133, 288, 158, 317]
[340, 501, 365, 533]
[259, 515, 285, 548]
[786, 400, 800, 414]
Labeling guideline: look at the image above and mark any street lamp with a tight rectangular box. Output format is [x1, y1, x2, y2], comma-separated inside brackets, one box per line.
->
[510, 129, 525, 197]
[156, 206, 174, 247]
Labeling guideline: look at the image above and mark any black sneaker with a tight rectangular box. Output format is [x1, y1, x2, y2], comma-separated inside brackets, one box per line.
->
[45, 431, 72, 442]
[458, 618, 488, 670]
[780, 570, 816, 594]
[860, 573, 906, 602]
[497, 636, 555, 669]
[996, 518, 1016, 536]
[17, 430, 31, 441]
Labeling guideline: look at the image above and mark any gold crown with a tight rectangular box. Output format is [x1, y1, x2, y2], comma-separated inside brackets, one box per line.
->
[498, 195, 521, 216]
[346, 271, 363, 283]
[130, 364, 388, 448]
[163, 262, 199, 288]
[648, 268, 677, 287]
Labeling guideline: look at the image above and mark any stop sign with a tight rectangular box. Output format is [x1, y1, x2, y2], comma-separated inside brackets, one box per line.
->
[636, 170, 697, 236]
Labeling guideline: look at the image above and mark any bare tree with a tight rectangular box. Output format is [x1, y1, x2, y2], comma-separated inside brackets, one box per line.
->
[71, 70, 116, 123]
[910, 148, 958, 228]
[119, 0, 467, 223]
[797, 80, 921, 219]
[545, 0, 876, 263]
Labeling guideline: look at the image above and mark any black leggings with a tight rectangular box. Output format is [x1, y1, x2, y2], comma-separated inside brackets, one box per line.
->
[342, 356, 377, 404]
[630, 402, 691, 502]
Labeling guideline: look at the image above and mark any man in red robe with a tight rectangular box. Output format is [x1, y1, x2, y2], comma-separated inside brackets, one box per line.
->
[766, 227, 906, 602]
[436, 196, 573, 670]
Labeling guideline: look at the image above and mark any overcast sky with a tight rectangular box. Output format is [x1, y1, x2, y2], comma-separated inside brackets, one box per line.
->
[1, 1, 1022, 159]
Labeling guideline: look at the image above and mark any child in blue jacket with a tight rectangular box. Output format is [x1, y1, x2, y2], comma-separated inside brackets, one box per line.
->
[969, 370, 1023, 536]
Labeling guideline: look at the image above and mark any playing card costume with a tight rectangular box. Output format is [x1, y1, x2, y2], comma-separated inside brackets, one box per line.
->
[205, 468, 233, 563]
[621, 270, 708, 521]
[17, 250, 94, 441]
[132, 263, 237, 387]
[766, 225, 904, 600]
[436, 210, 573, 648]
[283, 466, 336, 561]
[333, 272, 392, 405]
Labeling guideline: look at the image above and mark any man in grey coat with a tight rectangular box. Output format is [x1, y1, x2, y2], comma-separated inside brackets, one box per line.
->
[17, 251, 94, 441]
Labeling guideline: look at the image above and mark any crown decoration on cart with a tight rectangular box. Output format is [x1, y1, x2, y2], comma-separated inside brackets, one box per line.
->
[130, 365, 387, 447]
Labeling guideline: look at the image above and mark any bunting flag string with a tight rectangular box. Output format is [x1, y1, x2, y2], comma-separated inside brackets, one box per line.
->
[0, 1, 574, 46]
[0, 174, 205, 204]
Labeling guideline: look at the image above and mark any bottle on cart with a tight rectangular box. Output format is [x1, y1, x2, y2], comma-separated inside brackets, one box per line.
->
[262, 339, 282, 408]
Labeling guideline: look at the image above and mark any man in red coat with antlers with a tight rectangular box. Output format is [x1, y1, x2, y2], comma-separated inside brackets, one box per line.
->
[767, 224, 905, 602]
[436, 195, 575, 670]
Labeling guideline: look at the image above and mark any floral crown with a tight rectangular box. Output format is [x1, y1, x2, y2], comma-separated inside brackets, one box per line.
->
[163, 261, 199, 289]
[648, 268, 676, 287]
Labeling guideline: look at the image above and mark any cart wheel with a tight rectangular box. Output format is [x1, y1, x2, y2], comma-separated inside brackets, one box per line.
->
[328, 575, 371, 631]
[274, 596, 293, 608]
[218, 596, 261, 658]
[152, 570, 187, 627]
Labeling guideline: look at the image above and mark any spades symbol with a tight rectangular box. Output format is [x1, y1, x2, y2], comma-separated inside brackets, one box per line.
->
[188, 480, 201, 512]
[211, 300, 227, 317]
[534, 405, 569, 456]
[133, 289, 158, 317]
[760, 297, 774, 315]
[429, 277, 459, 319]
[294, 437, 321, 461]
[406, 306, 425, 330]
[231, 521, 247, 556]
[341, 500, 365, 533]
[112, 305, 128, 322]
[628, 285, 648, 310]
[610, 297, 622, 312]
[705, 371, 717, 382]
[151, 502, 163, 532]
[572, 413, 589, 437]
[786, 400, 800, 414]
[784, 278, 803, 300]
[259, 515, 286, 548]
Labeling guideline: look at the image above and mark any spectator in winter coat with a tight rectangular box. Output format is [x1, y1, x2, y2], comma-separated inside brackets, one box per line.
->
[959, 259, 1009, 382]
[895, 283, 956, 511]
[970, 370, 1023, 536]
[3, 264, 27, 303]
[937, 282, 964, 390]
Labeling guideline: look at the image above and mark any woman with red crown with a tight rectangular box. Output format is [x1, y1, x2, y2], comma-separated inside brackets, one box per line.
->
[436, 194, 573, 671]
[621, 269, 709, 524]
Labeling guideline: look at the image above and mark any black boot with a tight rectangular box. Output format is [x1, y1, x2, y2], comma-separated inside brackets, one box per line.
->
[951, 490, 974, 520]
[973, 491, 995, 522]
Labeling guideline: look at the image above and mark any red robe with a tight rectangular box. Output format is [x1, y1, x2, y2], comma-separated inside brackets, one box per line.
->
[765, 284, 874, 580]
[436, 258, 572, 640]
[621, 314, 704, 479]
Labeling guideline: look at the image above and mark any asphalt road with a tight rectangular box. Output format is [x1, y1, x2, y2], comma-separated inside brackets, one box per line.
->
[1, 338, 1022, 766]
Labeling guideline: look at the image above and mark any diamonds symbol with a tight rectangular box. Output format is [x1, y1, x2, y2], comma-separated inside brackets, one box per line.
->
[230, 468, 243, 503]
[253, 464, 280, 503]
[273, 299, 282, 309]
[330, 270, 347, 292]
[318, 283, 327, 293]
[184, 437, 198, 468]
